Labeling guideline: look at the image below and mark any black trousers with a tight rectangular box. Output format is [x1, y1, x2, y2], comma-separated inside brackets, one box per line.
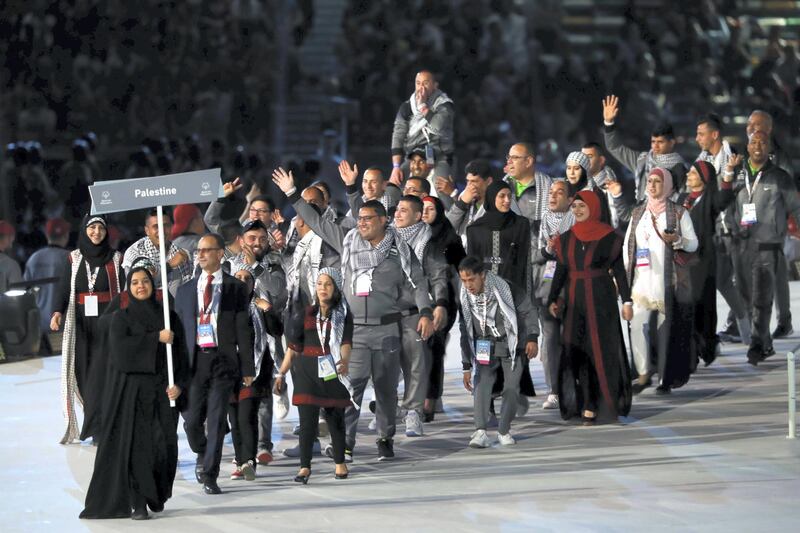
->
[426, 330, 446, 400]
[298, 404, 346, 469]
[228, 396, 259, 466]
[736, 239, 781, 352]
[183, 349, 236, 481]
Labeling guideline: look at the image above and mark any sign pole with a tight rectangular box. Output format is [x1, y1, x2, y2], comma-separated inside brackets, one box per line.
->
[156, 205, 176, 408]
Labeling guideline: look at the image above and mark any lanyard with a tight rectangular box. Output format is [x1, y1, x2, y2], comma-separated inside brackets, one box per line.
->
[316, 312, 331, 351]
[745, 170, 763, 201]
[85, 263, 100, 294]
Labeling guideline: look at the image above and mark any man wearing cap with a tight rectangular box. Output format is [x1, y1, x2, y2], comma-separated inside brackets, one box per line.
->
[0, 221, 22, 292]
[731, 131, 800, 365]
[23, 218, 71, 353]
[172, 204, 207, 257]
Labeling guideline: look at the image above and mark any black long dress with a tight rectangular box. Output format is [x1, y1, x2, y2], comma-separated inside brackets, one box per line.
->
[677, 183, 734, 366]
[80, 303, 188, 518]
[466, 205, 535, 398]
[425, 197, 466, 401]
[548, 230, 633, 421]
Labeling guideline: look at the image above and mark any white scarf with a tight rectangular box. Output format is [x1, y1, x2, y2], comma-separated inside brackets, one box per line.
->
[342, 226, 413, 289]
[289, 230, 324, 298]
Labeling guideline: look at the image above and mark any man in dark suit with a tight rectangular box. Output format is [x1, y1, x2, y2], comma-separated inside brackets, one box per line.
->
[176, 233, 254, 495]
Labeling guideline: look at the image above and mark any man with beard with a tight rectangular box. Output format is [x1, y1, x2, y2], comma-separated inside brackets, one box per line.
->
[341, 201, 434, 461]
[746, 110, 795, 339]
[732, 131, 800, 365]
[392, 195, 449, 437]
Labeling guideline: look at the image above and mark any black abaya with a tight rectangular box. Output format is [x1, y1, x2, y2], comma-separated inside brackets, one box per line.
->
[80, 305, 188, 519]
[548, 230, 633, 420]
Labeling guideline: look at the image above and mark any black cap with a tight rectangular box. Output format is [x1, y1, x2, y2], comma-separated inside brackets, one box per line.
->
[242, 219, 268, 233]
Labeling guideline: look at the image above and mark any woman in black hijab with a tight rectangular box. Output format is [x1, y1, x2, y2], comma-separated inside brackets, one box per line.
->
[465, 181, 537, 406]
[80, 267, 188, 520]
[466, 181, 531, 290]
[51, 214, 124, 444]
[422, 196, 466, 420]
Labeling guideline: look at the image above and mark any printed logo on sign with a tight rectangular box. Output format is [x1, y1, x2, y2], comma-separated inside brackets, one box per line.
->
[200, 181, 213, 197]
[100, 190, 112, 206]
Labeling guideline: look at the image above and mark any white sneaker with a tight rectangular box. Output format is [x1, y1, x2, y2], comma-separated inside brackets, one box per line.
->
[516, 395, 530, 417]
[497, 432, 516, 446]
[240, 459, 256, 481]
[542, 394, 559, 410]
[275, 390, 290, 420]
[368, 418, 377, 431]
[405, 411, 424, 437]
[468, 429, 491, 448]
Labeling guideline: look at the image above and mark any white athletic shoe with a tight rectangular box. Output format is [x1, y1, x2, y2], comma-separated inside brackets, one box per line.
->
[318, 416, 329, 438]
[468, 429, 492, 449]
[275, 390, 290, 420]
[368, 418, 377, 431]
[542, 394, 559, 410]
[497, 432, 516, 446]
[405, 411, 424, 437]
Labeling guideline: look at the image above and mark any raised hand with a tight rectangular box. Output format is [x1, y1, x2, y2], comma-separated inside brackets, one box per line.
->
[602, 95, 620, 124]
[389, 167, 404, 187]
[338, 160, 359, 186]
[435, 175, 455, 195]
[223, 177, 244, 198]
[271, 167, 295, 195]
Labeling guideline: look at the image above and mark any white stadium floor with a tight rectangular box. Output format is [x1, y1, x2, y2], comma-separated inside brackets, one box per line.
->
[1, 288, 799, 532]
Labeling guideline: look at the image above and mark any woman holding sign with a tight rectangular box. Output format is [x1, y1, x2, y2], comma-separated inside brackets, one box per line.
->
[80, 267, 188, 520]
[275, 268, 353, 483]
[51, 214, 123, 444]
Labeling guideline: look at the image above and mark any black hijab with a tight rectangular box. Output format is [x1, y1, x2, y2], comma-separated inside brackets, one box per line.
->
[471, 181, 517, 230]
[78, 214, 115, 268]
[423, 196, 466, 267]
[124, 267, 163, 332]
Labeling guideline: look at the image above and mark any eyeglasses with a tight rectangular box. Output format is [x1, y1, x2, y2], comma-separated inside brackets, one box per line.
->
[403, 187, 422, 195]
[196, 247, 222, 254]
[357, 215, 379, 222]
[249, 207, 272, 215]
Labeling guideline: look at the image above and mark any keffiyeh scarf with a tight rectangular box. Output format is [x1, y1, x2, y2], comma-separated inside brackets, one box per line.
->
[316, 267, 357, 407]
[342, 226, 413, 288]
[394, 221, 432, 263]
[459, 271, 519, 369]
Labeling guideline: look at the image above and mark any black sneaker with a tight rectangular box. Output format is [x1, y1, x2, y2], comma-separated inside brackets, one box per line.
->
[377, 438, 394, 461]
[746, 345, 763, 366]
[772, 324, 794, 339]
[655, 385, 671, 395]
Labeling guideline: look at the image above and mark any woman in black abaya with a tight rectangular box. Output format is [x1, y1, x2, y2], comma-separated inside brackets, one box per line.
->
[80, 267, 188, 520]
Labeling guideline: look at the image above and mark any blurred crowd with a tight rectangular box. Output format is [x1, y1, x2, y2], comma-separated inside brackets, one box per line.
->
[336, 0, 799, 173]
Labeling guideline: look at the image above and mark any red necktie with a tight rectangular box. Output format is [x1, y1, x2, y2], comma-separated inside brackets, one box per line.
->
[203, 274, 213, 320]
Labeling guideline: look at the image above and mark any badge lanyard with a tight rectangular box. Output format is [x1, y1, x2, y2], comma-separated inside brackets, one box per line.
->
[745, 171, 762, 202]
[85, 263, 100, 294]
[316, 313, 331, 351]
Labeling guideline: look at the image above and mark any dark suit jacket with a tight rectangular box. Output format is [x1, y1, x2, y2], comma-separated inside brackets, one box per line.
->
[175, 271, 255, 377]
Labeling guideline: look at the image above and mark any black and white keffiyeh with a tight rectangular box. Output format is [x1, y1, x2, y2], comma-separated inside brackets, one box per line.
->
[459, 271, 519, 369]
[538, 209, 575, 248]
[287, 230, 324, 298]
[342, 226, 413, 286]
[316, 267, 357, 407]
[645, 151, 685, 176]
[592, 166, 617, 189]
[393, 221, 431, 263]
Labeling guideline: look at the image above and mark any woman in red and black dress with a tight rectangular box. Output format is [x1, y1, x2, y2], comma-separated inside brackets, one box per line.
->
[275, 267, 353, 483]
[547, 190, 634, 424]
